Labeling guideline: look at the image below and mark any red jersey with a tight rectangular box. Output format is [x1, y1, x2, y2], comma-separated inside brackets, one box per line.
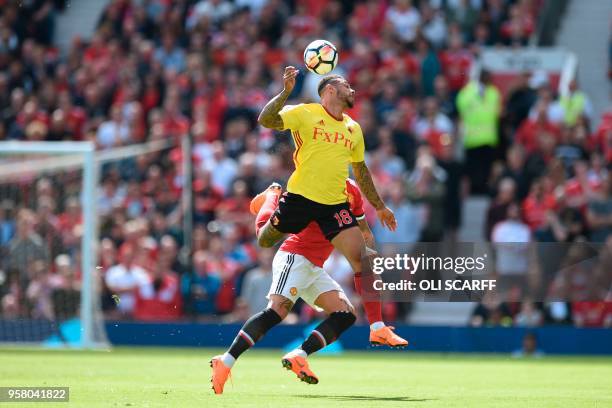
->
[133, 272, 183, 321]
[572, 301, 612, 327]
[280, 179, 366, 267]
[439, 50, 472, 92]
[522, 193, 557, 231]
[564, 178, 603, 201]
[423, 128, 453, 159]
[516, 118, 560, 153]
[591, 112, 612, 162]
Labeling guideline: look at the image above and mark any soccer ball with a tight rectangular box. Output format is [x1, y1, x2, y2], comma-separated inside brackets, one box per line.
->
[303, 39, 338, 75]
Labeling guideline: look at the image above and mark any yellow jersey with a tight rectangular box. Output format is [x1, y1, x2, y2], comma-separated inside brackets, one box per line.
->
[279, 103, 365, 205]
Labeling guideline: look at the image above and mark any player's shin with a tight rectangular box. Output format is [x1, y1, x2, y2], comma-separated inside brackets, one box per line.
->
[355, 273, 408, 348]
[354, 273, 384, 330]
[299, 311, 356, 355]
[222, 308, 282, 367]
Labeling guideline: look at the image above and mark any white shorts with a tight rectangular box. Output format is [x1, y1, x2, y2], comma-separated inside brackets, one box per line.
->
[267, 250, 345, 308]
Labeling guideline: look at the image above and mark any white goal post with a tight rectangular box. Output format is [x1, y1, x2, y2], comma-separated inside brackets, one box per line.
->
[0, 141, 100, 349]
[0, 139, 178, 349]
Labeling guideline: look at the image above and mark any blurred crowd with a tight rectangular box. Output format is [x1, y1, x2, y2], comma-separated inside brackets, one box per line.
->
[0, 0, 610, 328]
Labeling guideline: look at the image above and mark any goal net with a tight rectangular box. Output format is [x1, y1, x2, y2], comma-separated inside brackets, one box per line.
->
[0, 139, 177, 349]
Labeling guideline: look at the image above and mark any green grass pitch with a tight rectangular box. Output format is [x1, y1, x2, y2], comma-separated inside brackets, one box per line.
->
[1, 347, 612, 407]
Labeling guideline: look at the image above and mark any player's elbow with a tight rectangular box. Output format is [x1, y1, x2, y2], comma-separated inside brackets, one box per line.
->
[257, 113, 268, 127]
[257, 114, 273, 129]
[257, 114, 282, 130]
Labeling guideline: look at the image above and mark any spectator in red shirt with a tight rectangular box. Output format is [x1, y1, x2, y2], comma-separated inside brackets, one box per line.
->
[351, 0, 387, 41]
[572, 301, 612, 328]
[522, 177, 558, 231]
[83, 32, 109, 64]
[413, 96, 454, 158]
[57, 197, 82, 249]
[563, 160, 602, 210]
[56, 91, 86, 139]
[193, 170, 224, 225]
[439, 32, 472, 93]
[207, 234, 241, 314]
[590, 111, 612, 162]
[216, 180, 253, 236]
[516, 103, 561, 154]
[500, 3, 534, 46]
[134, 261, 182, 322]
[13, 100, 49, 139]
[141, 73, 162, 116]
[161, 92, 190, 140]
[586, 174, 612, 243]
[286, 3, 318, 38]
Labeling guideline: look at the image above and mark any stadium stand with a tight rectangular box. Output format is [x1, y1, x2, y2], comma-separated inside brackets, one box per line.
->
[0, 0, 610, 330]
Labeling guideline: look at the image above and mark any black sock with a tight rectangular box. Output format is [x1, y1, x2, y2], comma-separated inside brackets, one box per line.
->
[227, 308, 282, 359]
[301, 311, 356, 355]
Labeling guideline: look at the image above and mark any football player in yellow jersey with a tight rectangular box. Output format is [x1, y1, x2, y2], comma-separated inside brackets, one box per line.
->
[257, 66, 396, 236]
[252, 67, 398, 352]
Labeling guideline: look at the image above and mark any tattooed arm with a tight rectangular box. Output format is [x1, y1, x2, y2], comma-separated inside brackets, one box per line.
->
[257, 89, 291, 130]
[352, 161, 397, 231]
[352, 161, 385, 209]
[257, 66, 299, 130]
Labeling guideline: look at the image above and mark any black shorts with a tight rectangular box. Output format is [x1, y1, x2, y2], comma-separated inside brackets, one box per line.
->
[270, 192, 358, 241]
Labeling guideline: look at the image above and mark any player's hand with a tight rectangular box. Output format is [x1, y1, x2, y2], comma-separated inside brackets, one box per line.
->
[283, 66, 299, 93]
[377, 206, 397, 231]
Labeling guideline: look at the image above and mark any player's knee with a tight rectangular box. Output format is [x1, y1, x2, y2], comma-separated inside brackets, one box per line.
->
[267, 296, 293, 319]
[257, 223, 285, 248]
[268, 303, 289, 319]
[257, 229, 279, 248]
[344, 252, 364, 274]
[346, 302, 356, 315]
[256, 230, 267, 246]
[338, 293, 355, 315]
[258, 235, 275, 248]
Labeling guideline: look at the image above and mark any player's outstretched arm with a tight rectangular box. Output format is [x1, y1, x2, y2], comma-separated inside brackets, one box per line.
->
[257, 66, 299, 130]
[352, 161, 397, 231]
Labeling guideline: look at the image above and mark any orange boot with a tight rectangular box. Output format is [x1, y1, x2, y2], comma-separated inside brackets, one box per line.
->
[281, 351, 319, 384]
[369, 326, 409, 348]
[210, 355, 232, 394]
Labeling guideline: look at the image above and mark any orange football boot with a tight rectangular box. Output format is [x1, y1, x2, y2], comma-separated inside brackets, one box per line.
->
[369, 326, 409, 348]
[210, 355, 232, 394]
[249, 182, 282, 215]
[281, 352, 319, 384]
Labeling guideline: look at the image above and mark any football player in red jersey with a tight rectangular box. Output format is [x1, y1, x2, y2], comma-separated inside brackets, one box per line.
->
[210, 179, 407, 394]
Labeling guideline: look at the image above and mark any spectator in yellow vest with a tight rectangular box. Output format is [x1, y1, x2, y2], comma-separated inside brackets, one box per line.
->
[456, 70, 501, 194]
[560, 79, 593, 127]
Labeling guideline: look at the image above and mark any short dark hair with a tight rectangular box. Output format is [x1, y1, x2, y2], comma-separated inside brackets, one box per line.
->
[479, 69, 491, 84]
[317, 74, 344, 96]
